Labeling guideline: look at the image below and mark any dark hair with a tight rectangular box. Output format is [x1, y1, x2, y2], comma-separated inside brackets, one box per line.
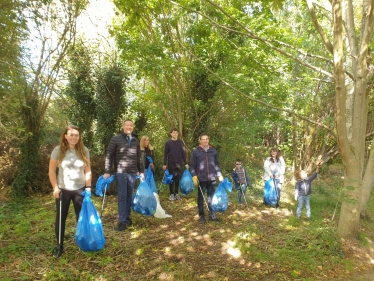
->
[170, 128, 178, 134]
[236, 159, 241, 163]
[269, 147, 280, 163]
[199, 134, 209, 140]
[123, 119, 134, 125]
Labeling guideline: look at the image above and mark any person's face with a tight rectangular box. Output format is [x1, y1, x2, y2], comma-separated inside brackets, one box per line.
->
[200, 135, 209, 147]
[235, 162, 242, 168]
[122, 121, 134, 135]
[171, 130, 178, 139]
[300, 171, 307, 179]
[65, 129, 80, 148]
[271, 150, 278, 158]
[144, 138, 149, 146]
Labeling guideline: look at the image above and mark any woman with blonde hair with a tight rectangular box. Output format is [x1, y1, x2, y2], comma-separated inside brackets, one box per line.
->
[49, 125, 92, 257]
[140, 135, 155, 171]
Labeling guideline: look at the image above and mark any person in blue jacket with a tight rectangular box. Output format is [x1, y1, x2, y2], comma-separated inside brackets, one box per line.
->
[232, 159, 250, 205]
[295, 165, 319, 219]
[190, 134, 223, 224]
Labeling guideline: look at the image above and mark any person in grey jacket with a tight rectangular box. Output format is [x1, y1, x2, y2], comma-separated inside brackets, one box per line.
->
[104, 119, 144, 231]
[190, 134, 223, 224]
[295, 165, 319, 219]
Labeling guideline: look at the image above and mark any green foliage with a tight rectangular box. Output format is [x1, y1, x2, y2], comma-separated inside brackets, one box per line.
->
[95, 63, 127, 154]
[63, 40, 96, 149]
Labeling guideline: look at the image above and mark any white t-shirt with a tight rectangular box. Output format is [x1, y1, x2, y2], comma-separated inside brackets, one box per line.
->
[51, 146, 90, 190]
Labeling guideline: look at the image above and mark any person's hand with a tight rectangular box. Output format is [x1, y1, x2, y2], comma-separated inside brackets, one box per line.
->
[140, 173, 145, 180]
[193, 176, 198, 186]
[150, 164, 155, 170]
[103, 173, 110, 179]
[218, 176, 223, 182]
[85, 186, 92, 191]
[162, 165, 167, 171]
[53, 187, 60, 199]
[185, 164, 189, 169]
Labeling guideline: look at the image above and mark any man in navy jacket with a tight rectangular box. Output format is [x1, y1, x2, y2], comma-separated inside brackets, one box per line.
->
[190, 134, 223, 224]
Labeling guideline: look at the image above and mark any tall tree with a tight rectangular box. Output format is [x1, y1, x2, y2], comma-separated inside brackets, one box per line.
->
[11, 0, 88, 196]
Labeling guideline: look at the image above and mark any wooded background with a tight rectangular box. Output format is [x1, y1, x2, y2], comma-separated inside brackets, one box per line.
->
[1, 0, 373, 240]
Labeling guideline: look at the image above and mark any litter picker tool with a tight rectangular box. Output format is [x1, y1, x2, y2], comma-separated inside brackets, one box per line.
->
[52, 190, 63, 258]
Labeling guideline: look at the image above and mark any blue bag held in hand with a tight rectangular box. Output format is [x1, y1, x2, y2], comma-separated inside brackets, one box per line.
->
[132, 180, 157, 216]
[75, 190, 106, 251]
[145, 157, 157, 194]
[95, 175, 115, 197]
[163, 169, 173, 184]
[264, 179, 277, 206]
[212, 178, 232, 212]
[180, 169, 194, 195]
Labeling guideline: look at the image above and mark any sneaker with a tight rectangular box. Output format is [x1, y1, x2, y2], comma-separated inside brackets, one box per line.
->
[199, 216, 206, 224]
[169, 194, 175, 201]
[115, 223, 127, 232]
[174, 194, 182, 200]
[275, 203, 280, 208]
[52, 245, 63, 258]
[209, 215, 220, 222]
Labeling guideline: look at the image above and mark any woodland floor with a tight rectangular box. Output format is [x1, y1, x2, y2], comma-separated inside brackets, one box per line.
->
[1, 181, 374, 281]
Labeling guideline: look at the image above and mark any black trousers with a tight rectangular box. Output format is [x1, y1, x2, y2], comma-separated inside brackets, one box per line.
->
[168, 163, 181, 194]
[54, 187, 85, 246]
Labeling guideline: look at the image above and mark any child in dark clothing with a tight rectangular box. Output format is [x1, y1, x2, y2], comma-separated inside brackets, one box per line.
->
[295, 165, 319, 218]
[231, 159, 250, 205]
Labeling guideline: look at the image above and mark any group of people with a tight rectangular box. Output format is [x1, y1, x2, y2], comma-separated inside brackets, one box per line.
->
[49, 120, 319, 257]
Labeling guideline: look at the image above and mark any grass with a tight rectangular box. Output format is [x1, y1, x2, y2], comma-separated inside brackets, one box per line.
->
[1, 173, 374, 280]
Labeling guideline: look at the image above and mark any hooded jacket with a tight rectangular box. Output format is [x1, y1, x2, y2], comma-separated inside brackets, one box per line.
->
[295, 172, 317, 196]
[190, 145, 222, 182]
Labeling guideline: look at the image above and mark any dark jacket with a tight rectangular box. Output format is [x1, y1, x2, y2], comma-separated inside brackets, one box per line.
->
[295, 172, 318, 196]
[232, 166, 250, 189]
[190, 145, 222, 182]
[141, 148, 154, 170]
[105, 130, 143, 174]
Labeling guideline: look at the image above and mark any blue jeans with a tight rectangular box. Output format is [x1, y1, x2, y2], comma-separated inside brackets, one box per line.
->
[198, 181, 216, 217]
[115, 172, 137, 223]
[237, 184, 247, 204]
[296, 195, 311, 218]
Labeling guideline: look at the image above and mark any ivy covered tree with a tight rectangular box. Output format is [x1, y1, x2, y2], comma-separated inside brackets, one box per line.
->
[63, 39, 96, 149]
[95, 62, 127, 154]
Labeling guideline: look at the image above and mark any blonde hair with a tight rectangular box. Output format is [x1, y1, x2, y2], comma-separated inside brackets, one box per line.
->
[140, 135, 153, 150]
[58, 125, 89, 166]
[296, 170, 305, 179]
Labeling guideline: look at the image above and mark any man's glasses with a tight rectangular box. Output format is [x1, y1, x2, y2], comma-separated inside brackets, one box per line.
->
[235, 163, 241, 165]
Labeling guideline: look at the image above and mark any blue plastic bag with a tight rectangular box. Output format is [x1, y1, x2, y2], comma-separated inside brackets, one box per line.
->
[132, 180, 157, 216]
[163, 169, 173, 184]
[75, 190, 106, 251]
[264, 179, 277, 206]
[212, 180, 230, 212]
[145, 165, 157, 194]
[180, 169, 194, 195]
[95, 175, 115, 197]
[221, 178, 233, 192]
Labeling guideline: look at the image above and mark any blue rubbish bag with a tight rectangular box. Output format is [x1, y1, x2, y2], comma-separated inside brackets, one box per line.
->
[180, 169, 194, 195]
[132, 180, 157, 216]
[145, 157, 157, 194]
[95, 175, 115, 197]
[163, 169, 173, 184]
[75, 190, 106, 251]
[264, 179, 277, 206]
[212, 178, 232, 212]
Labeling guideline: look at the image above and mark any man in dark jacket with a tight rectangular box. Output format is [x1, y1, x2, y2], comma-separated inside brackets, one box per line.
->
[104, 119, 144, 231]
[190, 134, 223, 224]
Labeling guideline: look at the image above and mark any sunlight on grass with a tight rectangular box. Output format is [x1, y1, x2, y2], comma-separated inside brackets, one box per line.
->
[222, 240, 241, 258]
